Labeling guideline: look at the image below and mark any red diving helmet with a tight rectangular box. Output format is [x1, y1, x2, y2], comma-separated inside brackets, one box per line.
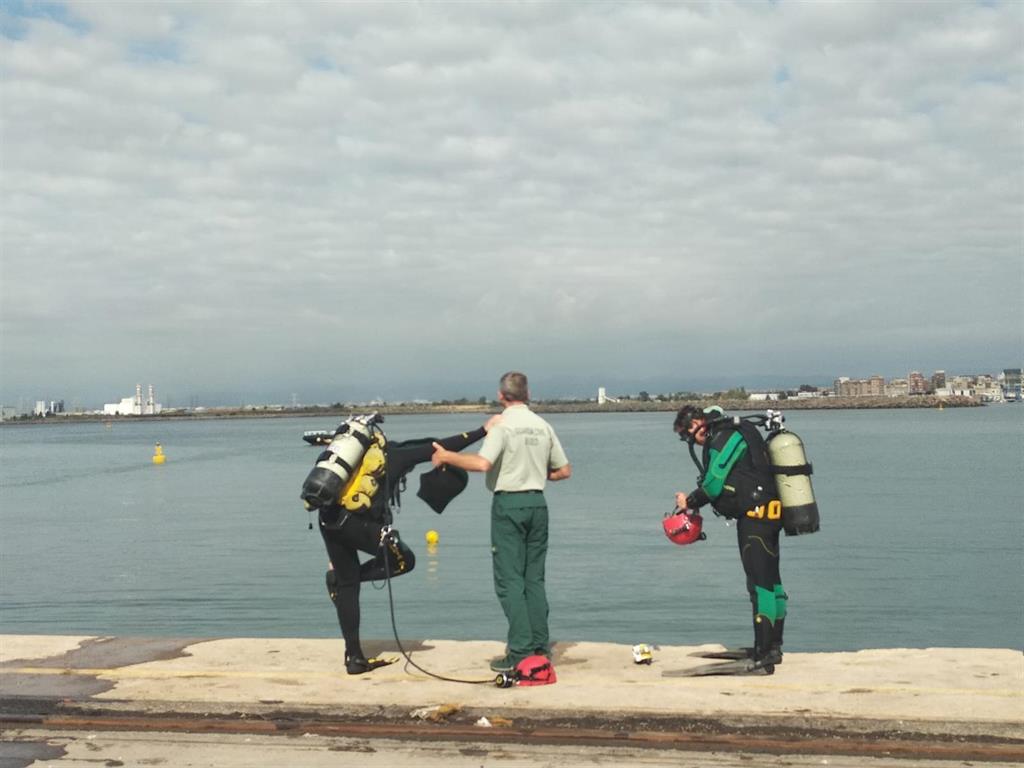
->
[662, 508, 706, 546]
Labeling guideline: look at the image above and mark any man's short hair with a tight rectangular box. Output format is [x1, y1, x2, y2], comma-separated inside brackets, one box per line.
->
[673, 404, 705, 434]
[499, 371, 529, 403]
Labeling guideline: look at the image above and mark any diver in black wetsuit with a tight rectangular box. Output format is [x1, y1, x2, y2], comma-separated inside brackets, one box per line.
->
[673, 404, 787, 670]
[316, 417, 499, 674]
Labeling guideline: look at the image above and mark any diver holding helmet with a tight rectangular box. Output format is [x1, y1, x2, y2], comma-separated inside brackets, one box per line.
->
[301, 412, 500, 675]
[672, 404, 788, 674]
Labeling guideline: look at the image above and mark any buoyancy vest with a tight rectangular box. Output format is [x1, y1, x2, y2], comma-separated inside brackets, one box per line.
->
[338, 432, 387, 513]
[702, 420, 779, 519]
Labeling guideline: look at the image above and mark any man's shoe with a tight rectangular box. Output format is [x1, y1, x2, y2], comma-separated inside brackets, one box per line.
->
[489, 654, 519, 673]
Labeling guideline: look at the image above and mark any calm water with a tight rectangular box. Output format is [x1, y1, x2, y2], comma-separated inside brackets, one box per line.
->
[1, 407, 1021, 652]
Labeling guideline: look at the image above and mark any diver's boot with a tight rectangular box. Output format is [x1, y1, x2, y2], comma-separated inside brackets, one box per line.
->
[769, 617, 785, 664]
[752, 615, 782, 669]
[770, 584, 787, 663]
[345, 654, 396, 675]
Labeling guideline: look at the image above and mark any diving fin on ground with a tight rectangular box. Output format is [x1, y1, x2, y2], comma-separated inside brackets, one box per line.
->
[662, 659, 775, 677]
[688, 646, 754, 661]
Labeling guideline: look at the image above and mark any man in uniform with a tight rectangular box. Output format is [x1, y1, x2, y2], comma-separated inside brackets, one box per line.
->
[431, 371, 571, 672]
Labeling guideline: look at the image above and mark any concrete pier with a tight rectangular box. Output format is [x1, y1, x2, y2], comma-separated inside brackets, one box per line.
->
[1, 635, 1021, 766]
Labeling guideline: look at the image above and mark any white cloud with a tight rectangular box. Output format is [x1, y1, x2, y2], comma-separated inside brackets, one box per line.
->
[1, 1, 1021, 405]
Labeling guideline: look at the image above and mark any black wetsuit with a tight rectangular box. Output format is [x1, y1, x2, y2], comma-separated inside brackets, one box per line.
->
[318, 427, 485, 669]
[685, 420, 787, 662]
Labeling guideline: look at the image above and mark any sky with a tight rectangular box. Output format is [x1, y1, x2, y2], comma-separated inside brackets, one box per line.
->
[1, 1, 1021, 408]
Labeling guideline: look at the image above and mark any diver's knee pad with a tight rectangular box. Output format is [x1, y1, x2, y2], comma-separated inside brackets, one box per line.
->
[386, 533, 415, 575]
[398, 541, 416, 574]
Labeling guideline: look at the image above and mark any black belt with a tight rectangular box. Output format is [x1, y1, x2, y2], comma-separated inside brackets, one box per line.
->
[494, 490, 542, 495]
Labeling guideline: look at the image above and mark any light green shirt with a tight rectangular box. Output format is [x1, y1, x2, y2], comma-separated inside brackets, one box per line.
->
[478, 404, 569, 493]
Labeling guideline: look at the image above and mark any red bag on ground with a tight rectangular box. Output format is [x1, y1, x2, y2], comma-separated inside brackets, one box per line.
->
[514, 655, 557, 686]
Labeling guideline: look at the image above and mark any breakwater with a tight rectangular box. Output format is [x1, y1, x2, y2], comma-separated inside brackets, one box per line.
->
[537, 395, 980, 414]
[0, 395, 983, 426]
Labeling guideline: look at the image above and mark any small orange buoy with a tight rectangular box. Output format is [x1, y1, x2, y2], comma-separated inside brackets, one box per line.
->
[152, 443, 166, 465]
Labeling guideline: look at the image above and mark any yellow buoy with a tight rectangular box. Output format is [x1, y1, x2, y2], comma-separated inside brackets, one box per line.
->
[152, 442, 166, 465]
[425, 530, 439, 545]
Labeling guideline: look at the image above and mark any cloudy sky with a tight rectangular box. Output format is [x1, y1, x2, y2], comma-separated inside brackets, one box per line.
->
[1, 1, 1021, 407]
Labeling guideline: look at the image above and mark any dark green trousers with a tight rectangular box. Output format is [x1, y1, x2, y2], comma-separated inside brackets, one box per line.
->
[491, 491, 549, 659]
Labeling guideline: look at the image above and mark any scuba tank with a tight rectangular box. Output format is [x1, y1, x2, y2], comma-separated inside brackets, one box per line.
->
[300, 412, 383, 510]
[763, 410, 819, 536]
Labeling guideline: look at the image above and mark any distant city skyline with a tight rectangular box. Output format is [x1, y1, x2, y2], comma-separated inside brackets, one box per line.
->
[1, 3, 1021, 409]
[4, 363, 1019, 414]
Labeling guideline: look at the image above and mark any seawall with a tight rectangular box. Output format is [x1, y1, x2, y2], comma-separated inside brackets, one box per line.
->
[2, 635, 1021, 764]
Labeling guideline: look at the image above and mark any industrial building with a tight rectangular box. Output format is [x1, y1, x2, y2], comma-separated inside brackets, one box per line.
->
[103, 384, 162, 416]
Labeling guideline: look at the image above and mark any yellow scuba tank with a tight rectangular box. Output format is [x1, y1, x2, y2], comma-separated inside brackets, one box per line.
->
[766, 429, 819, 535]
[300, 413, 383, 511]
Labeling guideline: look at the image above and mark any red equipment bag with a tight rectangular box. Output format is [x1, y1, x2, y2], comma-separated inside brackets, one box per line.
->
[514, 654, 557, 686]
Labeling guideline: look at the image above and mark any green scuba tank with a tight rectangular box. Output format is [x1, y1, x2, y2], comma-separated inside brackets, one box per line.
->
[766, 429, 819, 535]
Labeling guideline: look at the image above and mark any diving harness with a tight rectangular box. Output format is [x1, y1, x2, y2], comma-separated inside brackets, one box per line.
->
[686, 409, 819, 536]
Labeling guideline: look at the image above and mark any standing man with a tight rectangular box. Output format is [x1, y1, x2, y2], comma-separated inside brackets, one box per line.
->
[673, 404, 787, 673]
[431, 371, 571, 672]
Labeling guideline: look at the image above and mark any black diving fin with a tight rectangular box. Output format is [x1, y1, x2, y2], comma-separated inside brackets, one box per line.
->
[688, 646, 754, 661]
[662, 658, 775, 677]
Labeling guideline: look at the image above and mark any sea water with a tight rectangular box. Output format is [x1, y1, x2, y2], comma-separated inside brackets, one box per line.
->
[1, 406, 1020, 652]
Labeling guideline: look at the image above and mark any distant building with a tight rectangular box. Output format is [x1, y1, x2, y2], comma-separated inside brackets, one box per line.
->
[834, 375, 885, 397]
[597, 387, 620, 404]
[931, 370, 946, 390]
[886, 378, 909, 397]
[33, 400, 64, 417]
[975, 381, 1004, 402]
[907, 371, 929, 395]
[1001, 368, 1022, 400]
[103, 384, 162, 416]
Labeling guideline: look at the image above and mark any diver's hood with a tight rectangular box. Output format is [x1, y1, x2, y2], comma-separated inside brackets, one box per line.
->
[417, 465, 469, 514]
